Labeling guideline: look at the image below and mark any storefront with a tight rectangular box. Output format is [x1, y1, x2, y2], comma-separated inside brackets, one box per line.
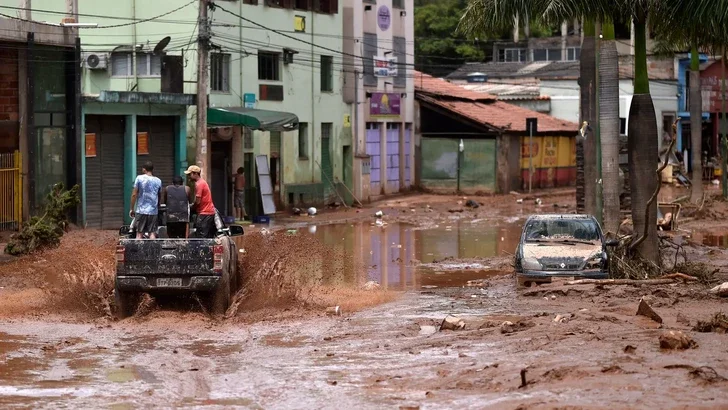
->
[82, 91, 192, 229]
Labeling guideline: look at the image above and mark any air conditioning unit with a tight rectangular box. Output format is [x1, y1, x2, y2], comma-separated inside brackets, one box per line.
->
[84, 53, 108, 70]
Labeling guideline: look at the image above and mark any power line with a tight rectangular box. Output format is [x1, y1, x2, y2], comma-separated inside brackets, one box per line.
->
[0, 1, 196, 29]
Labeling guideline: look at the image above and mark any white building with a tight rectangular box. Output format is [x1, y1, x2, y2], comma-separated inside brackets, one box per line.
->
[342, 0, 415, 202]
[446, 59, 679, 145]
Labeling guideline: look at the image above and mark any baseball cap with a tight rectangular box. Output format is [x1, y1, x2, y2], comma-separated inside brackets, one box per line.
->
[184, 165, 202, 175]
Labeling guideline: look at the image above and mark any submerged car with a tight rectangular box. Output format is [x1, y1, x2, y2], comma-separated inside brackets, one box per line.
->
[514, 214, 618, 286]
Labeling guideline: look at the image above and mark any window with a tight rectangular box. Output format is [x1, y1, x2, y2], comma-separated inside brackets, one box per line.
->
[620, 118, 627, 135]
[136, 53, 162, 77]
[111, 52, 131, 77]
[315, 0, 338, 14]
[321, 122, 332, 139]
[363, 33, 378, 86]
[567, 47, 581, 61]
[533, 49, 547, 61]
[503, 48, 526, 62]
[243, 127, 254, 149]
[320, 55, 333, 92]
[547, 48, 561, 61]
[258, 51, 281, 81]
[243, 0, 258, 4]
[111, 52, 161, 77]
[392, 0, 404, 8]
[210, 53, 230, 92]
[393, 36, 406, 88]
[259, 84, 284, 101]
[295, 0, 310, 9]
[298, 122, 309, 159]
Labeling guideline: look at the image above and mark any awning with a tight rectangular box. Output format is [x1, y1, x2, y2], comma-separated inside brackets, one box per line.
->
[207, 107, 299, 132]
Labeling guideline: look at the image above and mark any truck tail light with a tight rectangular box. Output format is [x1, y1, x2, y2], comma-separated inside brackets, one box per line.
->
[212, 245, 224, 273]
[116, 245, 125, 264]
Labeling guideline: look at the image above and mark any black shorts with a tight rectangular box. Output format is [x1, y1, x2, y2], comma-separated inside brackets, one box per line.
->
[194, 214, 216, 238]
[135, 214, 158, 234]
[167, 222, 188, 239]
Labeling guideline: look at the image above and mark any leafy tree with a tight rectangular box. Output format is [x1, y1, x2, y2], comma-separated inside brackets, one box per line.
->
[414, 0, 490, 76]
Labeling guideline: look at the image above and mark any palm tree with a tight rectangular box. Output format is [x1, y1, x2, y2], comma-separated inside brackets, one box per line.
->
[688, 46, 703, 203]
[458, 1, 600, 220]
[581, 20, 598, 219]
[654, 1, 728, 204]
[459, 0, 661, 262]
[599, 21, 621, 235]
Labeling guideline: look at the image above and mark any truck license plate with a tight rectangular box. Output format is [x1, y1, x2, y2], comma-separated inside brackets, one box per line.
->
[157, 278, 182, 287]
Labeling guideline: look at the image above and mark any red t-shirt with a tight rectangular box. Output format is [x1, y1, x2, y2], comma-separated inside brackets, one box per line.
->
[195, 179, 215, 215]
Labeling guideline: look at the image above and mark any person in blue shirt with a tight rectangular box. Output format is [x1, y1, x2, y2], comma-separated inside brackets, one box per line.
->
[130, 161, 162, 239]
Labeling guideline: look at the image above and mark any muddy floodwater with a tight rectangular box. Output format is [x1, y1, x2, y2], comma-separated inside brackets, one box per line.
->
[296, 220, 522, 289]
[3, 192, 728, 409]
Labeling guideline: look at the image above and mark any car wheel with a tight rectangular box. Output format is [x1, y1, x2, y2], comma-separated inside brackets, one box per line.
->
[113, 288, 139, 319]
[210, 272, 231, 316]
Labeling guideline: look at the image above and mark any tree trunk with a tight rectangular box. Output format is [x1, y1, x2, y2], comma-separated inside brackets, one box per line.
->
[628, 16, 659, 263]
[599, 24, 620, 235]
[690, 47, 704, 203]
[580, 21, 597, 216]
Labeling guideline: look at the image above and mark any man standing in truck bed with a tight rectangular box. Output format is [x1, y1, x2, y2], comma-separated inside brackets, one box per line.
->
[184, 165, 217, 238]
[130, 161, 162, 239]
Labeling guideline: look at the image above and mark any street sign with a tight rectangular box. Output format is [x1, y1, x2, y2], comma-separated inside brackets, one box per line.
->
[526, 117, 538, 133]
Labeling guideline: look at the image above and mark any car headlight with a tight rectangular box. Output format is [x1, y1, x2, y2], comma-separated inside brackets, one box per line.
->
[522, 258, 542, 270]
[586, 253, 604, 268]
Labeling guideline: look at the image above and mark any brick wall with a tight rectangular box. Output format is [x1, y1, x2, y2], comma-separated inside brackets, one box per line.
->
[0, 45, 19, 152]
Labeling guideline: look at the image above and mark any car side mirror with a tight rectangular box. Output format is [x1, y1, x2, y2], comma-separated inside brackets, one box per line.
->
[119, 225, 131, 237]
[605, 239, 620, 247]
[229, 225, 244, 237]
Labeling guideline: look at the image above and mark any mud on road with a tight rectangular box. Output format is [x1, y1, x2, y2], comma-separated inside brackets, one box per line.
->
[2, 189, 728, 408]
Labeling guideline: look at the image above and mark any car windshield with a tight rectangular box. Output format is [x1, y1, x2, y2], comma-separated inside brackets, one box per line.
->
[524, 218, 600, 243]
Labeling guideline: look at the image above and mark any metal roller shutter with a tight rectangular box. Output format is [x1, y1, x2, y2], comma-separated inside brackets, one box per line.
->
[137, 116, 176, 187]
[85, 115, 125, 229]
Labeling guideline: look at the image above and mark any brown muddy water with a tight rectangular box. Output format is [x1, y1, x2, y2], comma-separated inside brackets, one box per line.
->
[3, 215, 728, 408]
[289, 219, 521, 290]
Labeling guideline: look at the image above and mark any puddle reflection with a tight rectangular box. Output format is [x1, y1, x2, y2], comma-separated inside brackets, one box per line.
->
[299, 221, 521, 290]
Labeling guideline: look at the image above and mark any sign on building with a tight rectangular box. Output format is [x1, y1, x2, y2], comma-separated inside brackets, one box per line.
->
[374, 55, 397, 77]
[370, 93, 401, 117]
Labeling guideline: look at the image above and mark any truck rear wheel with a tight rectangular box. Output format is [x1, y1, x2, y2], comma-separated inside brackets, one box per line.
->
[114, 288, 139, 319]
[210, 273, 230, 316]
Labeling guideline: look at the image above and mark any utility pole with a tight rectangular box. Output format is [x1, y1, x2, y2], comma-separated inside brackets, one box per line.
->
[20, 0, 31, 20]
[196, 0, 210, 181]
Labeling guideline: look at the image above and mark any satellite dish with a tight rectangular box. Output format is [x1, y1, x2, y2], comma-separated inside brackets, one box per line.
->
[153, 36, 171, 54]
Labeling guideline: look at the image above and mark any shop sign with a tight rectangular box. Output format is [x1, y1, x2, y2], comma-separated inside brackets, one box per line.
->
[370, 92, 400, 117]
[377, 5, 391, 31]
[374, 56, 398, 77]
[137, 132, 149, 155]
[85, 133, 96, 157]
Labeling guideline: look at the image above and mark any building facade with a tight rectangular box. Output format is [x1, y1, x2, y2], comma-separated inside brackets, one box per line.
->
[342, 0, 415, 202]
[30, 0, 352, 227]
[0, 10, 80, 229]
[414, 72, 578, 194]
[446, 59, 679, 149]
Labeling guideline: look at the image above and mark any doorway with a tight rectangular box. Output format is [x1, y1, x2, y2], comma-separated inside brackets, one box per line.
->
[211, 141, 232, 216]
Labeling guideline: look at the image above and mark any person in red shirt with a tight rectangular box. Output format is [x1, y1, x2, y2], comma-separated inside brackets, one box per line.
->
[184, 165, 217, 238]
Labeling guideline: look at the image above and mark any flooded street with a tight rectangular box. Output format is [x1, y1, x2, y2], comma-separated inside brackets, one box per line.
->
[2, 191, 728, 408]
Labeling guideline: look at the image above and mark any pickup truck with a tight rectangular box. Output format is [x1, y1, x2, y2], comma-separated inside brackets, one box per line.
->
[114, 217, 244, 319]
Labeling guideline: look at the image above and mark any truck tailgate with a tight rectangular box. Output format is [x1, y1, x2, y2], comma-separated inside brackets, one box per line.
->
[118, 239, 216, 276]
